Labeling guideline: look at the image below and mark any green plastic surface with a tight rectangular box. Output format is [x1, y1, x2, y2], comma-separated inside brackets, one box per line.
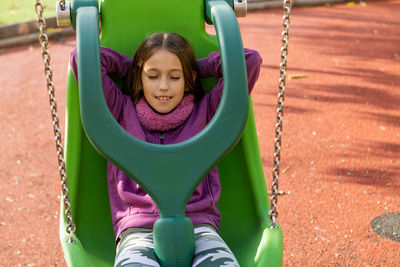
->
[60, 0, 283, 266]
[153, 217, 195, 267]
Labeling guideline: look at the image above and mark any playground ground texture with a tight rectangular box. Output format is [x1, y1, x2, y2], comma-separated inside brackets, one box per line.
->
[0, 0, 399, 266]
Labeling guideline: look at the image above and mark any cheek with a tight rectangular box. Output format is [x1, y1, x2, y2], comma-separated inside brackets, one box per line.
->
[141, 78, 154, 92]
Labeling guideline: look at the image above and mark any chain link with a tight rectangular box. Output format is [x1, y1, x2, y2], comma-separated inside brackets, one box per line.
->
[34, 0, 76, 243]
[269, 0, 292, 229]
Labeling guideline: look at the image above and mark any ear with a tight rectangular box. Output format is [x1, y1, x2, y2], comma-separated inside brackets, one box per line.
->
[185, 71, 198, 92]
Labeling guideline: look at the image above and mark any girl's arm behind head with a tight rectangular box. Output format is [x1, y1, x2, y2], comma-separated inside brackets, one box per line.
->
[197, 48, 263, 94]
[198, 48, 262, 119]
[69, 47, 132, 120]
[99, 47, 133, 78]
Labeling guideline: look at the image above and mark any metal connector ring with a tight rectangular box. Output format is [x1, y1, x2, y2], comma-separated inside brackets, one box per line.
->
[56, 0, 71, 27]
[234, 0, 247, 17]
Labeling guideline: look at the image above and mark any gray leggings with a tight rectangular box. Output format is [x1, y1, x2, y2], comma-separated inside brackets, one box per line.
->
[114, 225, 240, 267]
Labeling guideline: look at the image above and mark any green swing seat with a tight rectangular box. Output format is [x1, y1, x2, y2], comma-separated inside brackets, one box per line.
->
[60, 0, 283, 266]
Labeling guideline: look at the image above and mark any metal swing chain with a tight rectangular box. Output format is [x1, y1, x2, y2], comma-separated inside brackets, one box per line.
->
[269, 0, 292, 229]
[34, 0, 76, 243]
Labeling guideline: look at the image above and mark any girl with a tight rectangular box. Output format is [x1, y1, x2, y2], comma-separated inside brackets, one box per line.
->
[70, 32, 262, 267]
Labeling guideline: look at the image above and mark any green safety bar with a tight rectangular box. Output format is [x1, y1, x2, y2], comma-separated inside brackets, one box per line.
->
[71, 0, 249, 266]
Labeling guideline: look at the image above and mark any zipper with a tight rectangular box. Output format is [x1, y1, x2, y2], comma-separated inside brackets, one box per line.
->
[160, 132, 165, 144]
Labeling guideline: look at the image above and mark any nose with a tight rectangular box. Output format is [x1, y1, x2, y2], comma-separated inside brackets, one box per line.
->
[159, 75, 169, 91]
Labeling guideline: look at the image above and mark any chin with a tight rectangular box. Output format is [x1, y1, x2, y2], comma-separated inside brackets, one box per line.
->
[155, 107, 172, 114]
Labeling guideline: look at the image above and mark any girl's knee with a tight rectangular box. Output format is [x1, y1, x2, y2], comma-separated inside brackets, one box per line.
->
[115, 231, 160, 267]
[193, 226, 240, 267]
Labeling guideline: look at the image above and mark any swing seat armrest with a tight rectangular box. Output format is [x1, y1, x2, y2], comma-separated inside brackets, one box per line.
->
[255, 225, 283, 267]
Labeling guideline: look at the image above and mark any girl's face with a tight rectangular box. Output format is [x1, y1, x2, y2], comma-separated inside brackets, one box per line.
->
[141, 49, 187, 114]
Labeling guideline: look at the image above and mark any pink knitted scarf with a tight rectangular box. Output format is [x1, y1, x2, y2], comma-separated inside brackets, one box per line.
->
[135, 95, 194, 131]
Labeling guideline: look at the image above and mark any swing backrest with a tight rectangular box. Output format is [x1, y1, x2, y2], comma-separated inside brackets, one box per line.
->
[61, 0, 281, 266]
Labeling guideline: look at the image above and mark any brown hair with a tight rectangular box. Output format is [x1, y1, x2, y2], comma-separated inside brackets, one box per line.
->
[124, 32, 203, 104]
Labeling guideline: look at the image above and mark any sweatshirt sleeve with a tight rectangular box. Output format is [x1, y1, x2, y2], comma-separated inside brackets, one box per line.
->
[69, 47, 132, 119]
[197, 48, 263, 118]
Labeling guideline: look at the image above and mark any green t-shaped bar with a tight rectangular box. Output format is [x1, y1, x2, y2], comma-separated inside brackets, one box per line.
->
[72, 0, 248, 265]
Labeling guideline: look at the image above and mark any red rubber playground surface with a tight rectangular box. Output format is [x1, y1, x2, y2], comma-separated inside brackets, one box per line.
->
[0, 0, 399, 266]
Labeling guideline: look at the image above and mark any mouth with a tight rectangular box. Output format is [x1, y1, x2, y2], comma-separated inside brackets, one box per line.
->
[156, 96, 172, 102]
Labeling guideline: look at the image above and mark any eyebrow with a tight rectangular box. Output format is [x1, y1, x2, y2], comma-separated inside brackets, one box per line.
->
[144, 68, 183, 72]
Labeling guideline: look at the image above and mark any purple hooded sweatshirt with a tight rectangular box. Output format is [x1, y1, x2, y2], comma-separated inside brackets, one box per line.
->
[70, 47, 262, 239]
